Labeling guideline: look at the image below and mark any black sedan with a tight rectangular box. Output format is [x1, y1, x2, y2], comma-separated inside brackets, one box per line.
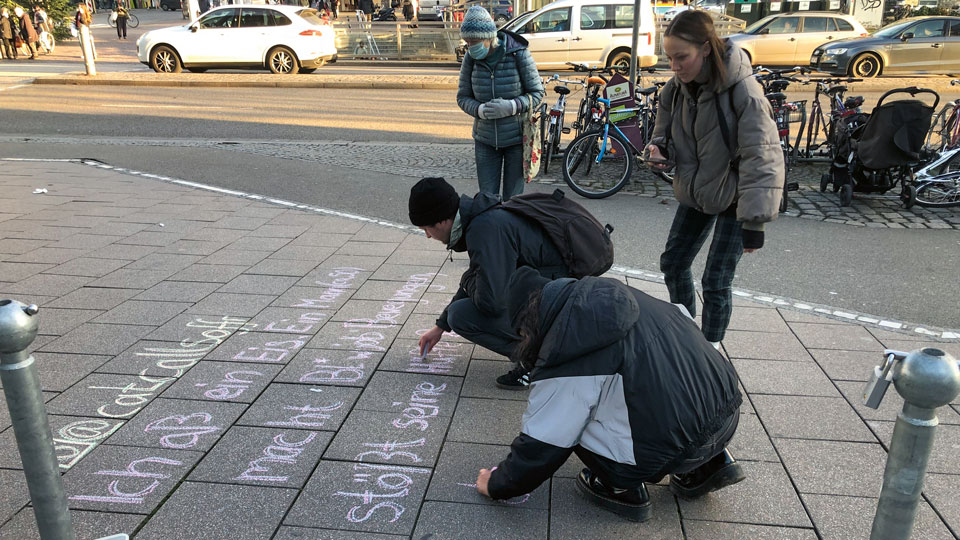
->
[811, 16, 960, 77]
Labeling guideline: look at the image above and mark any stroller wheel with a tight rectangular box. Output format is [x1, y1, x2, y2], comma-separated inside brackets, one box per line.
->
[840, 184, 853, 207]
[901, 184, 917, 209]
[820, 173, 831, 193]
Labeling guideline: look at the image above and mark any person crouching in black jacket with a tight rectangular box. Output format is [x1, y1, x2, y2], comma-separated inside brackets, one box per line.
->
[475, 266, 745, 521]
[408, 177, 571, 389]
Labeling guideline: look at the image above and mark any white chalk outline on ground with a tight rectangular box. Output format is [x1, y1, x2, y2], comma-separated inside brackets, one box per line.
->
[5, 156, 957, 341]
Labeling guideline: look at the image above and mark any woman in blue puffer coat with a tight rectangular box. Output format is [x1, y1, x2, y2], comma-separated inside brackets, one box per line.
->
[457, 5, 544, 200]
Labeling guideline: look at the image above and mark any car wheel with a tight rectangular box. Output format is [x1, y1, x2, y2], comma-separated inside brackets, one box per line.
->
[607, 51, 631, 72]
[850, 53, 881, 78]
[186, 67, 207, 73]
[495, 15, 508, 23]
[267, 46, 299, 75]
[150, 45, 181, 73]
[299, 67, 317, 74]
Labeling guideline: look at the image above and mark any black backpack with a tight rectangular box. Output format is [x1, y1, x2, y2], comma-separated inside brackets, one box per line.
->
[501, 189, 614, 278]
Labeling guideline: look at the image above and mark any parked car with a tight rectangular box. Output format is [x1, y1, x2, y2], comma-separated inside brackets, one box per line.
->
[661, 1, 724, 21]
[418, 0, 452, 20]
[465, 0, 513, 23]
[726, 12, 868, 66]
[159, 0, 181, 11]
[811, 16, 960, 77]
[137, 5, 337, 74]
[502, 0, 658, 70]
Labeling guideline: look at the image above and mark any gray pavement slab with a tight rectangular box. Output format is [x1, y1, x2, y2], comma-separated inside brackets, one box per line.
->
[683, 520, 818, 539]
[0, 508, 144, 540]
[550, 479, 681, 540]
[353, 371, 462, 419]
[245, 257, 323, 276]
[275, 348, 384, 387]
[751, 395, 877, 442]
[726, 306, 793, 333]
[47, 287, 139, 310]
[835, 380, 960, 425]
[802, 494, 955, 540]
[733, 358, 841, 397]
[324, 409, 452, 467]
[92, 299, 191, 326]
[6, 273, 93, 298]
[284, 460, 432, 534]
[62, 444, 203, 513]
[413, 501, 548, 540]
[446, 398, 527, 446]
[45, 372, 175, 420]
[160, 361, 282, 403]
[867, 421, 960, 475]
[426, 442, 550, 509]
[335, 241, 399, 257]
[379, 338, 473, 376]
[722, 330, 813, 361]
[923, 473, 960, 535]
[726, 413, 781, 463]
[106, 397, 246, 451]
[186, 291, 278, 317]
[270, 286, 352, 312]
[237, 383, 359, 431]
[0, 413, 124, 471]
[169, 263, 250, 283]
[132, 280, 222, 302]
[124, 252, 202, 272]
[203, 331, 312, 364]
[145, 313, 250, 343]
[218, 274, 300, 295]
[134, 482, 299, 540]
[268, 243, 336, 262]
[189, 426, 332, 488]
[32, 352, 111, 392]
[788, 323, 885, 351]
[46, 257, 130, 278]
[0, 261, 54, 281]
[461, 359, 532, 401]
[9, 247, 87, 265]
[330, 299, 416, 326]
[40, 323, 155, 356]
[353, 279, 429, 303]
[307, 321, 402, 353]
[84, 243, 158, 261]
[197, 248, 271, 266]
[774, 439, 886, 497]
[87, 268, 177, 290]
[0, 469, 28, 524]
[809, 349, 886, 382]
[245, 307, 330, 335]
[275, 528, 405, 540]
[297, 266, 373, 290]
[96, 340, 207, 379]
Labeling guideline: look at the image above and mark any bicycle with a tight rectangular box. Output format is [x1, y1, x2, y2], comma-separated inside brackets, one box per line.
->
[541, 74, 586, 175]
[796, 75, 864, 164]
[924, 79, 960, 155]
[38, 30, 55, 53]
[912, 141, 960, 207]
[753, 67, 806, 212]
[109, 11, 140, 28]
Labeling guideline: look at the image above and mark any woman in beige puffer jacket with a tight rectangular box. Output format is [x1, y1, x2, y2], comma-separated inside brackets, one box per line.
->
[646, 10, 783, 348]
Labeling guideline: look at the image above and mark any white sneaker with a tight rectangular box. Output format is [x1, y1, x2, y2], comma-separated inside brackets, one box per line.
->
[709, 341, 721, 351]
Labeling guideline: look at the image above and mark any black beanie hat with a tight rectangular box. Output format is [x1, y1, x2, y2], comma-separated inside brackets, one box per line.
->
[507, 266, 551, 327]
[409, 177, 460, 227]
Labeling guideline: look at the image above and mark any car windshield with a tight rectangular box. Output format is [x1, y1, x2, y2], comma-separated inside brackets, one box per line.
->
[504, 10, 536, 31]
[874, 19, 917, 37]
[297, 8, 326, 25]
[743, 15, 776, 34]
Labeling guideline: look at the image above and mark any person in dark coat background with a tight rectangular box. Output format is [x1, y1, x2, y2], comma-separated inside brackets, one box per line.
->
[408, 177, 571, 389]
[1, 8, 17, 60]
[474, 266, 746, 521]
[14, 6, 37, 59]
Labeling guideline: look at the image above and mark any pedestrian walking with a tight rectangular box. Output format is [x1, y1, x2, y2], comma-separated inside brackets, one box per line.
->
[32, 5, 50, 54]
[75, 3, 97, 60]
[475, 266, 745, 521]
[646, 10, 783, 349]
[408, 177, 572, 389]
[1, 8, 17, 60]
[330, 0, 338, 18]
[401, 0, 413, 22]
[14, 6, 38, 59]
[115, 0, 129, 39]
[456, 6, 543, 199]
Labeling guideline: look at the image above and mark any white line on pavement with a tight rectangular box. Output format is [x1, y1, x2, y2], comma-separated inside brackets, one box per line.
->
[7, 156, 957, 341]
[112, 104, 230, 110]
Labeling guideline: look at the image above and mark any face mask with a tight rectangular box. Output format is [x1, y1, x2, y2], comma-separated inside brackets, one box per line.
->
[469, 42, 489, 60]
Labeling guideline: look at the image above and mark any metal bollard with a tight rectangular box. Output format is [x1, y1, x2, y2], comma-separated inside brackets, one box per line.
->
[868, 347, 960, 540]
[0, 299, 75, 540]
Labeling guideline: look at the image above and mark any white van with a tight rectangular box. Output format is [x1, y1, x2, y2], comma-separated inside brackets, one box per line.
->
[503, 0, 657, 70]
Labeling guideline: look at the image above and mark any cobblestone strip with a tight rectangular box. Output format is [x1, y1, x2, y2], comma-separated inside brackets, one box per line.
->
[2, 136, 958, 228]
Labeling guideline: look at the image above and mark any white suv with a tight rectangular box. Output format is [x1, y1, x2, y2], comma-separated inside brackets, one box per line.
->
[136, 5, 337, 74]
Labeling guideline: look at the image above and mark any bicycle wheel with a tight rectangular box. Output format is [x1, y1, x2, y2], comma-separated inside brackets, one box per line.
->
[543, 120, 556, 175]
[108, 15, 117, 27]
[779, 146, 790, 213]
[925, 106, 958, 155]
[915, 176, 960, 207]
[129, 14, 140, 28]
[562, 130, 633, 199]
[40, 32, 54, 53]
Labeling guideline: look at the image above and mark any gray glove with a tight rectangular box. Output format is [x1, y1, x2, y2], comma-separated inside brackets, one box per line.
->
[478, 97, 519, 120]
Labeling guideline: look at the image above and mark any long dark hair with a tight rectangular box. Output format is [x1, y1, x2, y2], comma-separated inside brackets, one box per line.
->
[664, 10, 727, 89]
[510, 289, 543, 373]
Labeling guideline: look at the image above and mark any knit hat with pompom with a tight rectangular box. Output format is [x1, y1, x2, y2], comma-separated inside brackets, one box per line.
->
[460, 6, 497, 40]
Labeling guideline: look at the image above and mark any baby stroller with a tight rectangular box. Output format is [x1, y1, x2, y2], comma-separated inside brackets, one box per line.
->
[821, 87, 939, 208]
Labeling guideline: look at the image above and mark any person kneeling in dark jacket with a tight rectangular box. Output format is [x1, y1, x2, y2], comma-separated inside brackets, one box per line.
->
[408, 177, 571, 389]
[475, 266, 745, 521]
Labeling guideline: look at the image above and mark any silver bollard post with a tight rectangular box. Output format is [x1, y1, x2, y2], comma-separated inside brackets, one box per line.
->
[869, 348, 960, 540]
[0, 299, 76, 540]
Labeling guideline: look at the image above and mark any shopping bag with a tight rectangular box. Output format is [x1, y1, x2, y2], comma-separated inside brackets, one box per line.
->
[109, 10, 118, 22]
[522, 106, 543, 182]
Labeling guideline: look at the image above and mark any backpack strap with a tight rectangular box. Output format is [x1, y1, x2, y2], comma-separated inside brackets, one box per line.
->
[715, 81, 741, 169]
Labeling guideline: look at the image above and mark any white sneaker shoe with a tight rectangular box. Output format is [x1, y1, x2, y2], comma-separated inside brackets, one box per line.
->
[709, 341, 722, 351]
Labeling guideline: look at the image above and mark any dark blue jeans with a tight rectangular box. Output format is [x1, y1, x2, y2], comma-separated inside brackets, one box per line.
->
[475, 140, 524, 200]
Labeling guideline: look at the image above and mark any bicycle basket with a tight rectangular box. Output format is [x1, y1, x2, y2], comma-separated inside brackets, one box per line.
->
[785, 100, 806, 124]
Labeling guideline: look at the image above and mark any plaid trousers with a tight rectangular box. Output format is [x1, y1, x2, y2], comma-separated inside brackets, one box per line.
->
[660, 204, 744, 343]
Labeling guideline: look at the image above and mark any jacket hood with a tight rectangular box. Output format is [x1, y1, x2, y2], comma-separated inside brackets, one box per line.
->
[448, 192, 501, 251]
[499, 29, 528, 52]
[537, 277, 640, 368]
[718, 41, 754, 93]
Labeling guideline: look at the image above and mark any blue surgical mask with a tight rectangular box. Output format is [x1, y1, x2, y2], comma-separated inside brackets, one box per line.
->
[469, 42, 489, 60]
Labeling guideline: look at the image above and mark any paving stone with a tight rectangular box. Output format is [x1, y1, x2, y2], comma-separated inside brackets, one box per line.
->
[307, 321, 401, 353]
[325, 409, 452, 467]
[835, 380, 960, 425]
[237, 383, 359, 431]
[162, 360, 280, 403]
[33, 352, 111, 392]
[124, 252, 202, 272]
[471, 346, 510, 361]
[11, 247, 87, 264]
[0, 412, 124, 470]
[774, 439, 886, 497]
[369, 265, 438, 282]
[722, 330, 813, 361]
[398, 313, 472, 343]
[45, 257, 130, 278]
[684, 520, 818, 539]
[170, 264, 250, 283]
[330, 299, 417, 327]
[95, 340, 208, 379]
[270, 285, 352, 312]
[810, 349, 887, 382]
[187, 292, 278, 317]
[62, 444, 203, 513]
[218, 274, 299, 295]
[284, 459, 432, 534]
[134, 482, 298, 540]
[84, 243, 158, 261]
[352, 224, 411, 243]
[867, 327, 944, 343]
[242, 257, 322, 277]
[229, 235, 293, 251]
[275, 348, 384, 388]
[41, 323, 155, 356]
[46, 372, 175, 420]
[335, 241, 399, 257]
[726, 413, 780, 462]
[198, 248, 272, 266]
[250, 224, 311, 238]
[273, 527, 405, 540]
[447, 398, 527, 446]
[146, 313, 250, 343]
[924, 473, 960, 535]
[867, 422, 960, 475]
[426, 442, 549, 509]
[93, 300, 191, 326]
[182, 227, 249, 243]
[788, 323, 884, 351]
[877, 340, 960, 359]
[204, 331, 311, 364]
[0, 261, 54, 281]
[132, 281, 220, 303]
[732, 359, 840, 397]
[115, 231, 185, 247]
[0, 508, 144, 540]
[777, 309, 848, 325]
[385, 249, 450, 266]
[296, 266, 372, 290]
[245, 308, 330, 335]
[802, 494, 955, 540]
[550, 479, 681, 539]
[677, 460, 811, 527]
[189, 425, 332, 488]
[353, 371, 461, 417]
[48, 287, 140, 310]
[286, 232, 352, 248]
[726, 306, 793, 333]
[34, 308, 103, 336]
[412, 501, 547, 540]
[751, 395, 876, 442]
[106, 398, 246, 451]
[0, 468, 28, 523]
[87, 268, 176, 290]
[268, 244, 336, 264]
[461, 359, 530, 401]
[157, 239, 231, 256]
[353, 279, 430, 303]
[378, 338, 473, 377]
[5, 273, 93, 297]
[0, 238, 53, 255]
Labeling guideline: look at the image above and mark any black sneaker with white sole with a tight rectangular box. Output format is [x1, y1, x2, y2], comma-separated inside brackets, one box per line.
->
[575, 468, 652, 522]
[495, 364, 530, 390]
